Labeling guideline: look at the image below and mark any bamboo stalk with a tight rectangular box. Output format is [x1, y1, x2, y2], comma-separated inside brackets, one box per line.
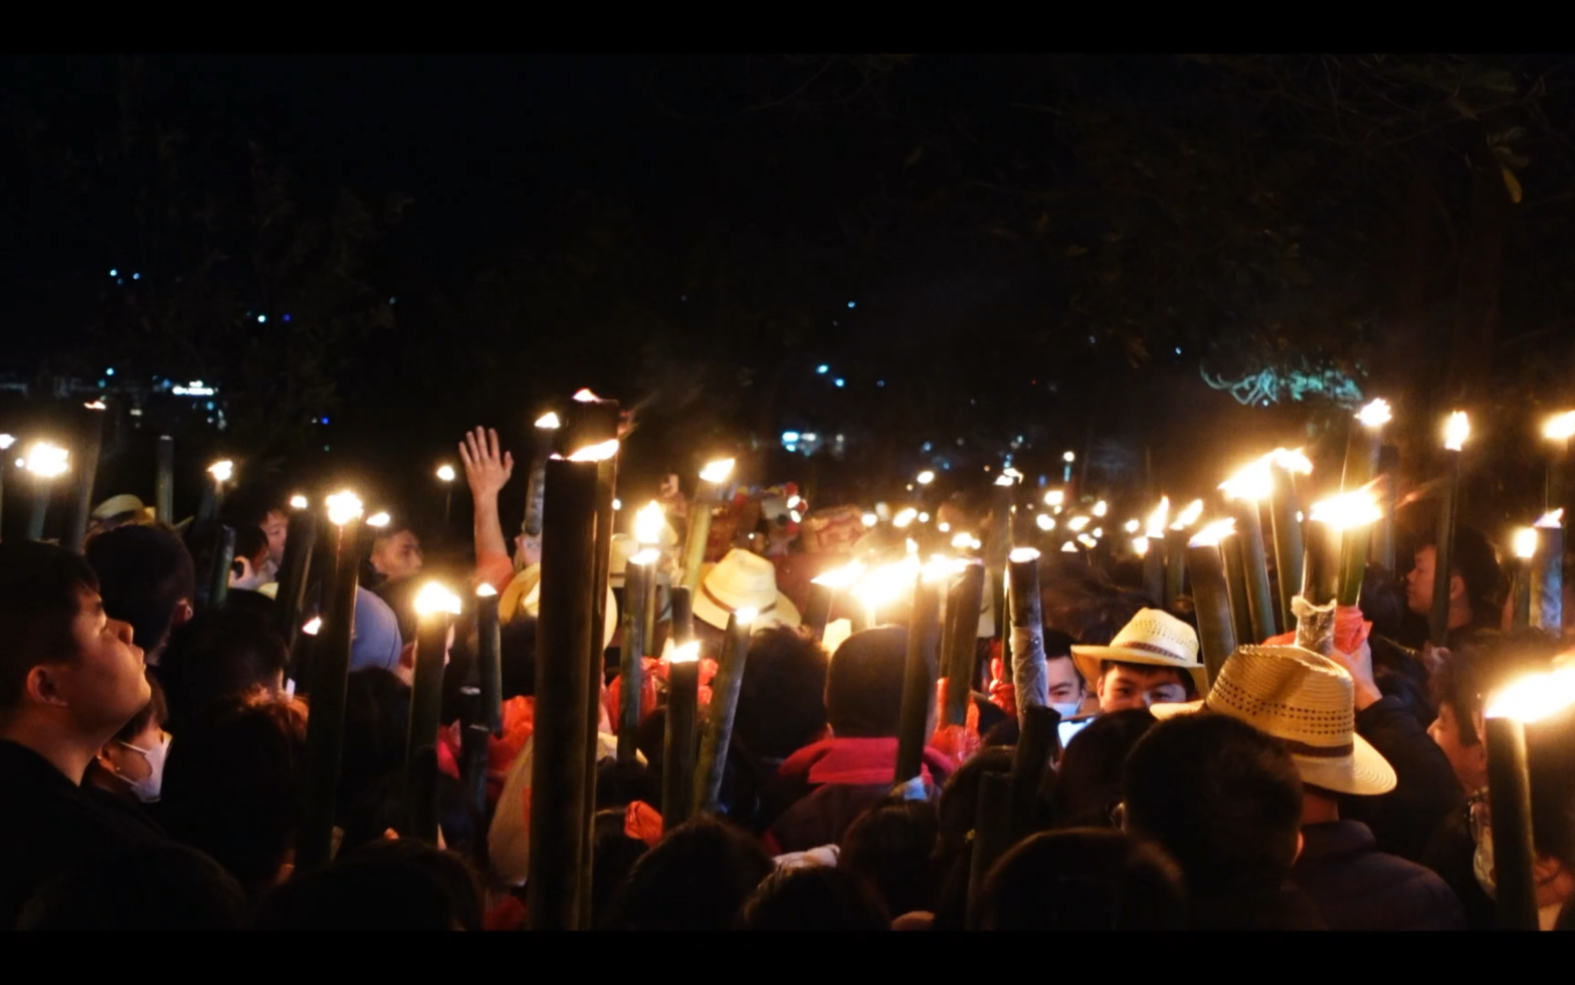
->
[206, 524, 236, 611]
[618, 559, 650, 763]
[1187, 542, 1237, 686]
[155, 435, 174, 525]
[275, 504, 318, 656]
[662, 656, 700, 832]
[476, 587, 503, 734]
[406, 607, 452, 844]
[1008, 550, 1047, 713]
[1221, 532, 1255, 646]
[944, 564, 985, 727]
[1269, 466, 1305, 633]
[1484, 717, 1540, 930]
[1009, 705, 1058, 842]
[965, 771, 1014, 930]
[895, 575, 941, 785]
[1532, 522, 1564, 636]
[1429, 454, 1461, 647]
[694, 611, 751, 814]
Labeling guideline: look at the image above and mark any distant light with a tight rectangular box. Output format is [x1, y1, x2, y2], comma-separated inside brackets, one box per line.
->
[612, 498, 622, 511]
[877, 381, 885, 387]
[536, 412, 562, 430]
[918, 512, 931, 523]
[700, 458, 735, 484]
[782, 430, 801, 443]
[1175, 347, 1182, 355]
[367, 512, 391, 528]
[847, 302, 856, 309]
[132, 272, 140, 280]
[282, 314, 292, 323]
[436, 465, 456, 482]
[290, 495, 309, 510]
[938, 521, 952, 533]
[1044, 490, 1065, 507]
[1124, 519, 1141, 534]
[893, 508, 918, 529]
[1069, 516, 1091, 532]
[834, 379, 845, 388]
[1, 434, 17, 450]
[257, 314, 267, 324]
[105, 367, 115, 376]
[388, 297, 397, 305]
[817, 365, 829, 374]
[1036, 513, 1055, 532]
[84, 400, 107, 411]
[1093, 500, 1108, 517]
[916, 470, 935, 485]
[109, 269, 117, 277]
[1063, 451, 1076, 463]
[862, 513, 878, 528]
[801, 432, 818, 442]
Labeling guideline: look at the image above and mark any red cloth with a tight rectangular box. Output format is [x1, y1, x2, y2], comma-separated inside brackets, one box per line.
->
[776, 736, 955, 788]
[484, 895, 527, 931]
[606, 658, 662, 730]
[624, 801, 664, 846]
[987, 645, 1015, 718]
[931, 678, 982, 764]
[433, 695, 537, 808]
[1263, 605, 1373, 655]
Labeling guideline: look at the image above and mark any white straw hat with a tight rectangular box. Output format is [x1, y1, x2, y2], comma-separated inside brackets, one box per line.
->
[1149, 645, 1397, 797]
[1070, 608, 1207, 695]
[693, 548, 801, 631]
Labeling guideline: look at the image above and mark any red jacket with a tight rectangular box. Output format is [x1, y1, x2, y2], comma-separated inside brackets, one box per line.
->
[763, 737, 955, 855]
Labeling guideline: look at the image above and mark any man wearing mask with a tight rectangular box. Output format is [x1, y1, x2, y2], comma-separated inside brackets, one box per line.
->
[0, 542, 167, 926]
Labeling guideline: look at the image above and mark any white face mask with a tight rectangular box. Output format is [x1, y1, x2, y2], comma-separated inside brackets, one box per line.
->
[116, 732, 171, 803]
[1051, 700, 1084, 720]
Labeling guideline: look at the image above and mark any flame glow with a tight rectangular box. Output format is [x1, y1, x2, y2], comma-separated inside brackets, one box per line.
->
[1308, 490, 1382, 532]
[1485, 666, 1575, 723]
[1357, 399, 1393, 429]
[1044, 490, 1065, 507]
[852, 558, 921, 611]
[290, 495, 309, 510]
[1545, 412, 1575, 442]
[735, 607, 758, 626]
[916, 470, 935, 485]
[208, 460, 234, 483]
[630, 547, 661, 566]
[1444, 411, 1470, 452]
[367, 512, 391, 528]
[893, 508, 918, 529]
[1170, 499, 1204, 531]
[700, 458, 735, 484]
[0, 434, 13, 450]
[994, 474, 1015, 487]
[813, 561, 867, 590]
[415, 582, 463, 617]
[1124, 519, 1141, 534]
[24, 442, 69, 479]
[1077, 533, 1097, 549]
[84, 400, 107, 411]
[1133, 537, 1150, 556]
[573, 389, 600, 403]
[1068, 516, 1090, 532]
[1220, 459, 1273, 502]
[1145, 497, 1170, 538]
[568, 439, 620, 462]
[1009, 547, 1041, 563]
[923, 556, 968, 583]
[1036, 513, 1055, 532]
[302, 616, 322, 636]
[669, 640, 701, 664]
[326, 491, 364, 526]
[636, 502, 666, 545]
[951, 532, 975, 549]
[1189, 518, 1237, 548]
[1267, 448, 1313, 475]
[535, 412, 562, 430]
[436, 465, 456, 482]
[1536, 509, 1565, 530]
[476, 583, 498, 598]
[1093, 500, 1108, 517]
[861, 513, 878, 528]
[1513, 528, 1539, 560]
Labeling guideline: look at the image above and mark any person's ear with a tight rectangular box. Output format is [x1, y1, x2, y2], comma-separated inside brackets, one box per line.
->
[25, 665, 70, 708]
[400, 640, 417, 669]
[1293, 830, 1305, 865]
[173, 599, 195, 628]
[1450, 573, 1468, 604]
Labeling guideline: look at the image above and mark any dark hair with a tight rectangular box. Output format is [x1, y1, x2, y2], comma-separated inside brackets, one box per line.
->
[0, 542, 99, 714]
[114, 673, 168, 744]
[591, 808, 651, 924]
[1429, 630, 1560, 747]
[156, 608, 287, 733]
[1422, 526, 1504, 623]
[595, 759, 662, 813]
[340, 668, 412, 812]
[601, 815, 774, 930]
[234, 525, 269, 568]
[1123, 714, 1303, 897]
[936, 746, 1016, 859]
[84, 525, 193, 661]
[1043, 628, 1076, 659]
[980, 828, 1186, 930]
[1051, 708, 1157, 829]
[735, 625, 829, 760]
[1098, 660, 1198, 700]
[839, 797, 941, 917]
[16, 842, 247, 930]
[251, 838, 479, 930]
[824, 626, 907, 738]
[159, 697, 307, 897]
[737, 864, 891, 931]
[1357, 564, 1409, 642]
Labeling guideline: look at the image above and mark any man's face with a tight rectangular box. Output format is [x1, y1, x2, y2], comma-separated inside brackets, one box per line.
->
[262, 510, 290, 566]
[1096, 664, 1190, 713]
[57, 586, 152, 735]
[1428, 701, 1488, 793]
[1406, 546, 1435, 616]
[1046, 656, 1086, 707]
[372, 530, 424, 581]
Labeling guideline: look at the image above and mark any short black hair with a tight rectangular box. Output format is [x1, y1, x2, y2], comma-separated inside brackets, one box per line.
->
[0, 542, 99, 714]
[155, 608, 288, 733]
[1123, 714, 1303, 897]
[824, 626, 907, 739]
[838, 797, 940, 917]
[737, 864, 891, 931]
[17, 842, 247, 930]
[1099, 660, 1198, 699]
[250, 838, 480, 930]
[980, 829, 1186, 930]
[233, 525, 269, 567]
[1421, 526, 1504, 621]
[601, 815, 773, 930]
[735, 625, 829, 760]
[85, 524, 194, 659]
[1051, 708, 1157, 829]
[936, 746, 1016, 859]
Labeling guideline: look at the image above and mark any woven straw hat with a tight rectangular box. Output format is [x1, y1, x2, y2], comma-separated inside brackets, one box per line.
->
[693, 548, 801, 631]
[1070, 608, 1207, 696]
[1149, 645, 1397, 796]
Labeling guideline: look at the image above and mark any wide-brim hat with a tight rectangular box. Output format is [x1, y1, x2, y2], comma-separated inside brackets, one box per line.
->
[1070, 608, 1207, 695]
[92, 494, 149, 522]
[693, 548, 801, 631]
[1149, 644, 1397, 797]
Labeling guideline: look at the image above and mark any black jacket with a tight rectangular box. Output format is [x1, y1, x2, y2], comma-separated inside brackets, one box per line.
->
[1189, 884, 1327, 930]
[1343, 696, 1464, 863]
[0, 740, 166, 928]
[1421, 807, 1496, 931]
[1293, 820, 1465, 930]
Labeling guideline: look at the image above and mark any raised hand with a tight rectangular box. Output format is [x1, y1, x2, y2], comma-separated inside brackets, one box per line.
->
[458, 427, 514, 501]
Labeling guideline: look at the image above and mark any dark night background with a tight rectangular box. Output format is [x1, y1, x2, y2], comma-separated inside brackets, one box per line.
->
[5, 54, 1575, 541]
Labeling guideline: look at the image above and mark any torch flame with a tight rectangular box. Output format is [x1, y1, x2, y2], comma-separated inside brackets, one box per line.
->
[568, 439, 620, 462]
[700, 458, 735, 484]
[923, 556, 968, 583]
[893, 508, 918, 529]
[1036, 513, 1055, 532]
[436, 465, 456, 482]
[367, 511, 391, 528]
[414, 581, 463, 618]
[573, 389, 600, 403]
[1068, 516, 1090, 532]
[950, 532, 975, 550]
[208, 460, 234, 483]
[302, 616, 322, 636]
[24, 442, 69, 479]
[669, 640, 701, 664]
[1536, 509, 1565, 530]
[735, 607, 758, 626]
[1124, 519, 1141, 534]
[1145, 497, 1170, 538]
[1545, 412, 1575, 442]
[861, 513, 878, 528]
[1170, 499, 1205, 531]
[630, 547, 661, 566]
[1484, 666, 1575, 723]
[84, 400, 107, 411]
[1189, 518, 1236, 548]
[635, 502, 666, 545]
[290, 495, 309, 510]
[1077, 533, 1097, 549]
[0, 434, 14, 450]
[1220, 459, 1273, 502]
[813, 560, 867, 590]
[1008, 547, 1041, 563]
[1357, 399, 1392, 429]
[916, 470, 935, 485]
[1513, 528, 1539, 560]
[535, 412, 562, 430]
[326, 490, 363, 526]
[1133, 537, 1150, 556]
[1093, 500, 1108, 517]
[852, 558, 921, 610]
[1044, 490, 1065, 507]
[994, 474, 1015, 487]
[1444, 411, 1470, 452]
[1267, 448, 1313, 475]
[476, 583, 499, 598]
[1308, 490, 1382, 532]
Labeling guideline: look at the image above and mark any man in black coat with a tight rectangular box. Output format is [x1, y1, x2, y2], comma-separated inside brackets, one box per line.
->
[0, 542, 167, 927]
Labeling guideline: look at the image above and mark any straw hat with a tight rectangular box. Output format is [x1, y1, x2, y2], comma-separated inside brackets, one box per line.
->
[92, 494, 154, 525]
[499, 563, 618, 652]
[1070, 608, 1207, 696]
[1150, 645, 1397, 797]
[693, 548, 801, 631]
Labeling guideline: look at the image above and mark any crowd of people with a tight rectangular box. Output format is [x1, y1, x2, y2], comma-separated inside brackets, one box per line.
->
[2, 423, 1573, 931]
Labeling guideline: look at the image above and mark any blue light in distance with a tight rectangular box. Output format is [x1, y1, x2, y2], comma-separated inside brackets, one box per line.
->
[834, 379, 845, 388]
[257, 315, 267, 324]
[817, 365, 829, 374]
[782, 431, 801, 443]
[109, 269, 117, 277]
[847, 302, 856, 309]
